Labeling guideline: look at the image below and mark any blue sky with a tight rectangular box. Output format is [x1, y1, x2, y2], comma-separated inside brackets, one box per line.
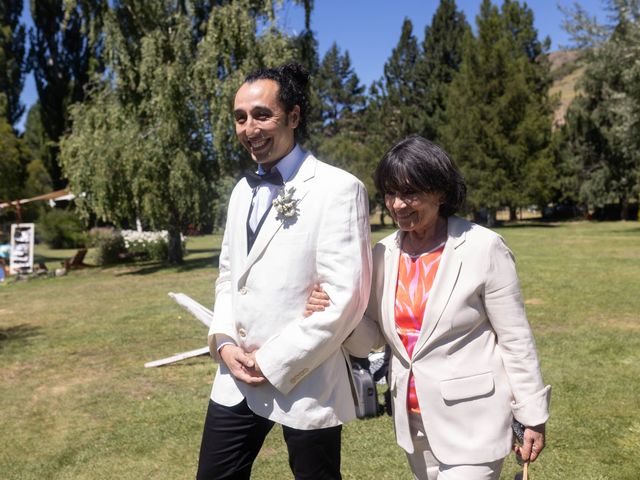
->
[18, 0, 608, 130]
[279, 0, 609, 86]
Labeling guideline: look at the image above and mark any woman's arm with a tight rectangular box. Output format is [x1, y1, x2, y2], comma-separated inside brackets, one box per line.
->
[484, 235, 551, 461]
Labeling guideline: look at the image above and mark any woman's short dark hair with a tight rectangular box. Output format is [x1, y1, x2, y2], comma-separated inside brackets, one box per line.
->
[374, 135, 467, 217]
[244, 63, 310, 142]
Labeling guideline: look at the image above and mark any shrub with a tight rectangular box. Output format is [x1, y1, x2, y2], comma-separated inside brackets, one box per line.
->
[145, 238, 169, 261]
[89, 228, 126, 266]
[121, 230, 183, 262]
[38, 209, 87, 249]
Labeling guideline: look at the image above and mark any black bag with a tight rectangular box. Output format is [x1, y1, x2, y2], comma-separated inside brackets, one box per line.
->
[351, 362, 378, 419]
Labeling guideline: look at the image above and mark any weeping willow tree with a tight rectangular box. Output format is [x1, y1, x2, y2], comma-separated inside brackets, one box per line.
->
[60, 0, 302, 263]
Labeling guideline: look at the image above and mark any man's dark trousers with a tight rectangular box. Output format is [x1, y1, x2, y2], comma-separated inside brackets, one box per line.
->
[196, 399, 342, 480]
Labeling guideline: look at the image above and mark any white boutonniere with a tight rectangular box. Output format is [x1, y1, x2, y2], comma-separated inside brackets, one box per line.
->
[272, 186, 300, 226]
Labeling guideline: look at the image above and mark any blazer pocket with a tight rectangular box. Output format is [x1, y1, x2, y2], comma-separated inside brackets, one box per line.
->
[440, 371, 495, 402]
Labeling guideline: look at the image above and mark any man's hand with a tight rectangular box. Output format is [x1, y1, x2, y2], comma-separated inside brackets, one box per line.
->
[304, 284, 331, 317]
[219, 344, 266, 386]
[514, 423, 545, 463]
[246, 351, 263, 376]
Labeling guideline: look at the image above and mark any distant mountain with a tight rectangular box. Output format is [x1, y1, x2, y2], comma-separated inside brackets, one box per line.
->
[548, 49, 584, 127]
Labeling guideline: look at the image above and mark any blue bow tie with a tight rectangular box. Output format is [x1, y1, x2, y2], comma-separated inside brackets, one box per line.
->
[244, 169, 284, 188]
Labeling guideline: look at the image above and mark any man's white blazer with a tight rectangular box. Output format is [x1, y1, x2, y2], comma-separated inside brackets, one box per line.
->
[208, 151, 372, 430]
[346, 216, 550, 464]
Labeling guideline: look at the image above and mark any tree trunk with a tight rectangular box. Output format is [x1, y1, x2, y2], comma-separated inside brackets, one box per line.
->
[509, 206, 517, 222]
[486, 208, 497, 227]
[167, 227, 183, 264]
[620, 196, 629, 220]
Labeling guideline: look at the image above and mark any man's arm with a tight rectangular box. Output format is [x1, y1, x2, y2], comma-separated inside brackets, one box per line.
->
[342, 242, 387, 357]
[255, 179, 372, 394]
[306, 241, 387, 358]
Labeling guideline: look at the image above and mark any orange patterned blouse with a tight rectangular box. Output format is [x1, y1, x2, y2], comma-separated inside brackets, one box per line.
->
[394, 242, 445, 413]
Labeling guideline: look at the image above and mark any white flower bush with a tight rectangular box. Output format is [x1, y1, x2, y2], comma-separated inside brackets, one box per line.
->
[121, 230, 186, 261]
[121, 230, 170, 249]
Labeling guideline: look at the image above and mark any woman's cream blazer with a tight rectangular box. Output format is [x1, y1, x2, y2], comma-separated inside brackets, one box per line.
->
[346, 216, 551, 465]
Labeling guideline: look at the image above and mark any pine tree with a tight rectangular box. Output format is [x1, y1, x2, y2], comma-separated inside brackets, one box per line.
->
[27, 0, 107, 189]
[558, 0, 640, 219]
[0, 0, 27, 127]
[22, 104, 47, 166]
[293, 0, 318, 75]
[416, 0, 469, 141]
[441, 0, 554, 224]
[306, 43, 374, 202]
[378, 18, 422, 145]
[0, 96, 31, 203]
[346, 19, 423, 223]
[22, 103, 53, 199]
[310, 43, 365, 142]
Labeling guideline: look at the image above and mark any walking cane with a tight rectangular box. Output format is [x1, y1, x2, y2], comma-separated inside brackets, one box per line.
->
[512, 420, 529, 480]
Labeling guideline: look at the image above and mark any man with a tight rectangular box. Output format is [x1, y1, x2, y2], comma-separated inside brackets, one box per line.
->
[196, 63, 372, 479]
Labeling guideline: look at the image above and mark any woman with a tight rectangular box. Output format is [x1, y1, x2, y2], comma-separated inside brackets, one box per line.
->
[307, 135, 550, 480]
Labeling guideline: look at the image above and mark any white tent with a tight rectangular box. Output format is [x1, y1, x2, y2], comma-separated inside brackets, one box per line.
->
[144, 292, 213, 368]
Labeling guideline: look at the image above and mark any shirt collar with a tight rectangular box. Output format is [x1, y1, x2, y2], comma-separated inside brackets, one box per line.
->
[256, 144, 305, 182]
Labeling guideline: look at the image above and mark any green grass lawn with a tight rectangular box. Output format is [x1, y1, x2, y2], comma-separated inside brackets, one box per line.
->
[1, 221, 639, 479]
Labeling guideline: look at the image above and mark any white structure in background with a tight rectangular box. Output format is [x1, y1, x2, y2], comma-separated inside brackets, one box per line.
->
[0, 189, 76, 210]
[145, 293, 387, 377]
[10, 223, 35, 274]
[47, 191, 76, 207]
[144, 292, 214, 368]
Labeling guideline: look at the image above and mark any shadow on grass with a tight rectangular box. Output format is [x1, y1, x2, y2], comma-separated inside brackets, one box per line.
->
[612, 226, 640, 234]
[33, 254, 67, 265]
[373, 221, 561, 232]
[0, 324, 41, 350]
[184, 248, 215, 254]
[116, 252, 220, 276]
[493, 221, 558, 228]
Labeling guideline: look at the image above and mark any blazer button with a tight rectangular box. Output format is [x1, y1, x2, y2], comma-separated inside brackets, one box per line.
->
[239, 287, 248, 295]
[238, 328, 247, 338]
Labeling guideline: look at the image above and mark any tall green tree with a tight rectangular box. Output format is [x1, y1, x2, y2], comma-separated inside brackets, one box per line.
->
[0, 0, 27, 127]
[558, 0, 640, 218]
[441, 0, 555, 224]
[306, 43, 374, 206]
[309, 43, 365, 143]
[293, 0, 318, 75]
[22, 102, 53, 198]
[60, 0, 298, 263]
[22, 103, 47, 166]
[345, 18, 422, 223]
[28, 0, 107, 189]
[0, 96, 31, 203]
[416, 0, 469, 141]
[377, 18, 422, 145]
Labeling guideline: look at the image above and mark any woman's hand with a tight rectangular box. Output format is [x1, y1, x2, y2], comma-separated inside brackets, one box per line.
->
[304, 284, 331, 317]
[514, 423, 545, 463]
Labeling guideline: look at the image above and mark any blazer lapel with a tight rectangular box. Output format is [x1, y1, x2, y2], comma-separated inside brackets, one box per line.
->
[234, 180, 252, 259]
[381, 232, 411, 364]
[412, 216, 466, 357]
[238, 153, 316, 283]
